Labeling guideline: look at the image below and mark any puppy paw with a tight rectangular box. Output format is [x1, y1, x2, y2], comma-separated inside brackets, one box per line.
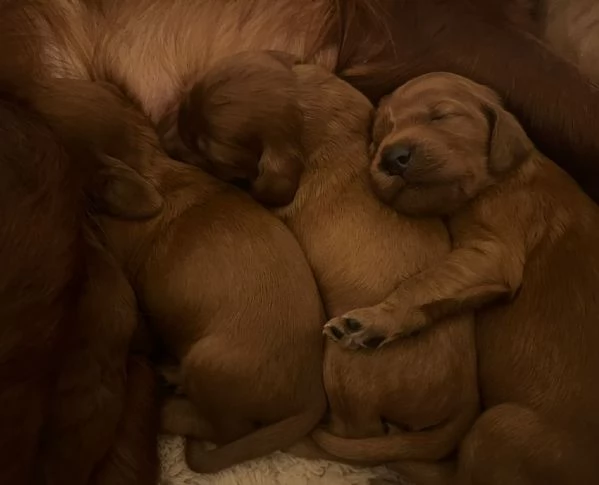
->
[323, 306, 425, 350]
[323, 307, 393, 350]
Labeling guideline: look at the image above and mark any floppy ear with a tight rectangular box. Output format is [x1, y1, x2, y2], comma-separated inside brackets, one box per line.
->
[251, 144, 304, 207]
[91, 155, 164, 220]
[484, 103, 533, 175]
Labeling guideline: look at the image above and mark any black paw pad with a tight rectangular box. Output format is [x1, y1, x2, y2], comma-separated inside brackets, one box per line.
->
[363, 336, 385, 349]
[329, 325, 344, 340]
[344, 318, 362, 332]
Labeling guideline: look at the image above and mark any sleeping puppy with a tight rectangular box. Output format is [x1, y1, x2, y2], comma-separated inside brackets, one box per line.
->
[74, 81, 326, 474]
[330, 72, 599, 484]
[174, 52, 478, 465]
[159, 50, 304, 207]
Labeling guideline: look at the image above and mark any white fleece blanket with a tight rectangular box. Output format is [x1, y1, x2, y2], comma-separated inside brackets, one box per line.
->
[158, 436, 403, 485]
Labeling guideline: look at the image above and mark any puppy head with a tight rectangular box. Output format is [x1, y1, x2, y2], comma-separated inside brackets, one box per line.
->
[370, 72, 533, 216]
[161, 50, 304, 207]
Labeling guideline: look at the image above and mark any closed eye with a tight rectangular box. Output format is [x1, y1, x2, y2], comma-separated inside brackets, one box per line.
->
[430, 111, 464, 122]
[429, 101, 466, 122]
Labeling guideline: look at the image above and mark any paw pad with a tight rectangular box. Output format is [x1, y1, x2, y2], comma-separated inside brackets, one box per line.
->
[329, 325, 344, 340]
[344, 318, 362, 332]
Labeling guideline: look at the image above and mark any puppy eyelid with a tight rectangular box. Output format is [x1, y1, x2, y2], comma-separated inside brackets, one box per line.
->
[430, 111, 463, 122]
[429, 102, 464, 122]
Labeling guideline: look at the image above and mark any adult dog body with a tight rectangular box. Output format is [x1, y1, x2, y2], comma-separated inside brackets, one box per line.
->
[0, 79, 159, 485]
[3, 0, 599, 199]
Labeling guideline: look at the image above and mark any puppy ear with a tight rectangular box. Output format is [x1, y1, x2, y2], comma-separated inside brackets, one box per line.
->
[91, 155, 164, 220]
[484, 103, 533, 175]
[251, 144, 304, 207]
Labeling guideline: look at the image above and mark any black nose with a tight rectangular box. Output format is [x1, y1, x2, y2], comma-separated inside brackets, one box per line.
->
[379, 145, 412, 176]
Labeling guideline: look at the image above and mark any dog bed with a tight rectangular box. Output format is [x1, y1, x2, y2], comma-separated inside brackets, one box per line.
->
[159, 435, 402, 485]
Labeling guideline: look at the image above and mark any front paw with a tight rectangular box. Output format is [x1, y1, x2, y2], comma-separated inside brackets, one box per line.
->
[322, 307, 395, 350]
[323, 306, 425, 350]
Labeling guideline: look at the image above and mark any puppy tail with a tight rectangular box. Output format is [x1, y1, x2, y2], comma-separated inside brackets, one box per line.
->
[91, 357, 159, 485]
[186, 395, 327, 473]
[311, 417, 470, 463]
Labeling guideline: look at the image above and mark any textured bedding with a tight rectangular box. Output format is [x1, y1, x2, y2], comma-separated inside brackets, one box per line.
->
[158, 435, 402, 485]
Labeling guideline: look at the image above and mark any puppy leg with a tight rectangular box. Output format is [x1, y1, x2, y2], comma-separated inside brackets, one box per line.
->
[456, 404, 599, 485]
[324, 238, 521, 349]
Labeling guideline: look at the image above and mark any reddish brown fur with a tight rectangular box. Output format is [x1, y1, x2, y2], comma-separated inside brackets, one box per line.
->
[63, 81, 327, 474]
[0, 85, 84, 485]
[160, 51, 305, 206]
[335, 0, 599, 200]
[531, 0, 599, 85]
[90, 357, 159, 485]
[35, 227, 157, 485]
[0, 75, 160, 485]
[188, 56, 479, 465]
[27, 80, 164, 485]
[355, 73, 599, 484]
[279, 66, 478, 466]
[2, 0, 599, 199]
[1, 0, 599, 479]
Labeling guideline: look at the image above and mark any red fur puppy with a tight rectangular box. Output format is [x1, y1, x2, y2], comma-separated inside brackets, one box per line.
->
[336, 72, 599, 485]
[69, 79, 327, 474]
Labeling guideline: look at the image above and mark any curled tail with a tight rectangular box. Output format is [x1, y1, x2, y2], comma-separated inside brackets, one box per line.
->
[186, 395, 326, 473]
[91, 357, 159, 485]
[311, 416, 471, 463]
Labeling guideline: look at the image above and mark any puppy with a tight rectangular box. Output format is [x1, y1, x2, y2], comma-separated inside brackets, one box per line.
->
[337, 72, 599, 484]
[177, 53, 478, 465]
[74, 81, 326, 474]
[160, 50, 305, 207]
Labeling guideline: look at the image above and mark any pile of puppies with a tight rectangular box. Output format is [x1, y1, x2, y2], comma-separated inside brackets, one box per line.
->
[35, 49, 599, 483]
[3, 1, 599, 485]
[153, 52, 599, 484]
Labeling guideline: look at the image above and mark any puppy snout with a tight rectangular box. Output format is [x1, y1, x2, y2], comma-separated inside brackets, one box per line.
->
[379, 144, 412, 176]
